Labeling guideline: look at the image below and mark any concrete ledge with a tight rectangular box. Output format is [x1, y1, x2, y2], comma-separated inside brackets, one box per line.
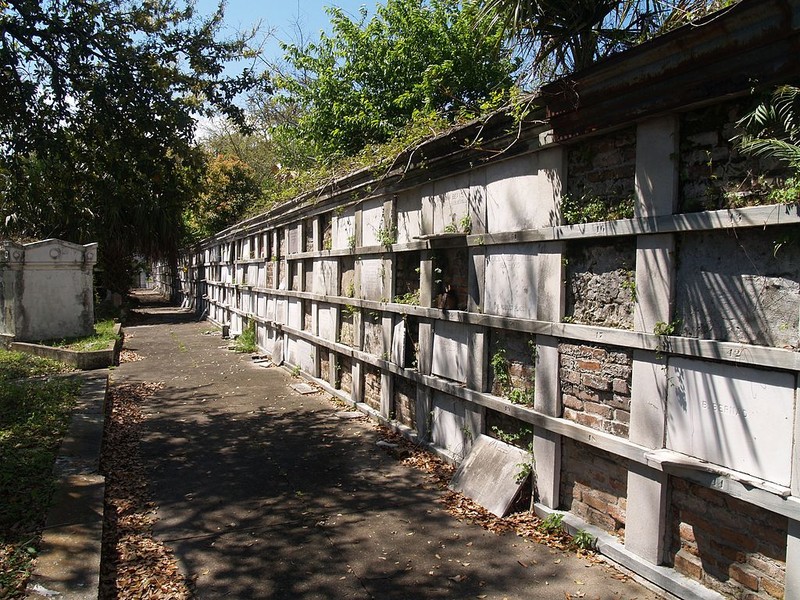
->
[533, 503, 723, 600]
[27, 371, 108, 600]
[10, 323, 122, 370]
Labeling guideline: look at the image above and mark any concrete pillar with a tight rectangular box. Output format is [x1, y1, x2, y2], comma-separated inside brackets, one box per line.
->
[380, 372, 392, 419]
[530, 143, 566, 510]
[352, 360, 363, 405]
[635, 116, 679, 218]
[786, 519, 800, 599]
[469, 247, 485, 313]
[313, 216, 322, 252]
[416, 387, 433, 442]
[467, 326, 489, 393]
[421, 183, 434, 236]
[537, 144, 565, 227]
[625, 114, 679, 567]
[533, 335, 562, 509]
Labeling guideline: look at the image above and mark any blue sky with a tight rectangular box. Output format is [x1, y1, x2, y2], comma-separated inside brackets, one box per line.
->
[194, 0, 371, 71]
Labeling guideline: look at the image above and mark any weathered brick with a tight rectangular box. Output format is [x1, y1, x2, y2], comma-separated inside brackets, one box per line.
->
[607, 421, 629, 438]
[575, 412, 603, 429]
[577, 389, 601, 403]
[761, 575, 785, 598]
[582, 490, 614, 513]
[679, 522, 696, 544]
[584, 401, 613, 418]
[613, 409, 630, 423]
[674, 549, 703, 580]
[581, 373, 610, 391]
[747, 555, 785, 582]
[560, 369, 581, 385]
[562, 394, 583, 410]
[577, 359, 602, 371]
[612, 378, 629, 394]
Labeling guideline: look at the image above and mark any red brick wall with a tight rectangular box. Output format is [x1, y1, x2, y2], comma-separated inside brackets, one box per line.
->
[337, 354, 352, 393]
[560, 438, 627, 536]
[320, 351, 331, 384]
[559, 343, 632, 438]
[393, 375, 416, 428]
[668, 478, 787, 599]
[489, 329, 536, 400]
[363, 364, 381, 411]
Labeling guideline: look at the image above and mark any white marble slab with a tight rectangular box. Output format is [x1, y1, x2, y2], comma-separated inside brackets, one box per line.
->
[396, 191, 421, 243]
[359, 257, 384, 301]
[287, 298, 302, 329]
[484, 244, 538, 319]
[485, 155, 541, 233]
[432, 321, 469, 384]
[333, 206, 356, 249]
[314, 258, 338, 296]
[361, 197, 385, 247]
[666, 357, 796, 487]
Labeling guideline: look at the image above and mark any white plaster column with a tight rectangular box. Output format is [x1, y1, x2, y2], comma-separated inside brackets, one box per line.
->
[533, 335, 562, 509]
[786, 519, 800, 599]
[532, 142, 565, 510]
[625, 114, 679, 565]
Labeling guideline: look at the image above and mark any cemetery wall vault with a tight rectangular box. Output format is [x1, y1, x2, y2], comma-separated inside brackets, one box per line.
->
[170, 2, 800, 598]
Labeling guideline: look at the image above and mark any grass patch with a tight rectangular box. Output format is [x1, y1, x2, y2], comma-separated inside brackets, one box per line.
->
[0, 350, 75, 382]
[0, 351, 81, 598]
[233, 321, 257, 353]
[45, 319, 120, 352]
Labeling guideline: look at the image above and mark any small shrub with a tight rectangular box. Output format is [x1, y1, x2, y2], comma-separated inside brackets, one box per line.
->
[233, 321, 257, 353]
[573, 529, 596, 550]
[538, 513, 565, 534]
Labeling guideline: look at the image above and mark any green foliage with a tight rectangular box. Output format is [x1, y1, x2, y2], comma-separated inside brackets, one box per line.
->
[394, 290, 421, 305]
[0, 350, 73, 381]
[0, 370, 81, 597]
[736, 85, 800, 169]
[478, 0, 739, 86]
[0, 0, 263, 293]
[376, 219, 398, 247]
[44, 319, 119, 352]
[491, 425, 534, 483]
[491, 341, 536, 406]
[233, 321, 258, 353]
[490, 347, 511, 391]
[561, 193, 635, 225]
[538, 513, 565, 534]
[767, 176, 800, 204]
[572, 529, 596, 550]
[272, 0, 519, 162]
[184, 154, 262, 242]
[653, 320, 679, 336]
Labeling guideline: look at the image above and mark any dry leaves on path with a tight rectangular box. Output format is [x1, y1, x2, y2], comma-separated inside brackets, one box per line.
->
[100, 382, 193, 600]
[374, 425, 577, 550]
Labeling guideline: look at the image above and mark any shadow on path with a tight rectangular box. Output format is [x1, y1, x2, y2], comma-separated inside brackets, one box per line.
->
[124, 289, 198, 327]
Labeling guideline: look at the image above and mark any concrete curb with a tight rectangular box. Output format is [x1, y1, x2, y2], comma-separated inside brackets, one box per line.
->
[26, 371, 108, 600]
[10, 323, 122, 370]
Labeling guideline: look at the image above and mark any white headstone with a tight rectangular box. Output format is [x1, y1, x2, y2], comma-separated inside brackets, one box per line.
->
[361, 197, 385, 247]
[431, 391, 480, 459]
[431, 321, 469, 383]
[287, 299, 302, 329]
[333, 206, 356, 249]
[484, 244, 538, 319]
[314, 259, 338, 296]
[391, 319, 407, 366]
[359, 257, 384, 301]
[666, 357, 796, 487]
[317, 304, 336, 341]
[396, 191, 421, 243]
[485, 155, 540, 233]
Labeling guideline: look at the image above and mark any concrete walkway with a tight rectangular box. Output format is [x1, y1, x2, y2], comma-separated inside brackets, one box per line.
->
[114, 297, 662, 599]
